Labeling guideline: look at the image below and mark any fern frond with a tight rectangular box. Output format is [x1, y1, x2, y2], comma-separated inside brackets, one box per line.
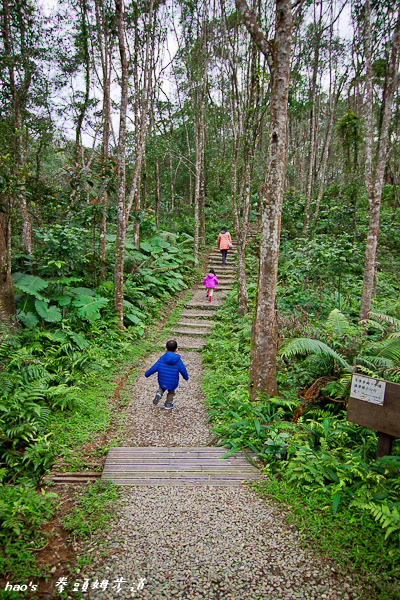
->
[368, 338, 400, 363]
[356, 355, 394, 369]
[369, 312, 400, 330]
[359, 319, 386, 332]
[326, 309, 351, 336]
[279, 338, 350, 369]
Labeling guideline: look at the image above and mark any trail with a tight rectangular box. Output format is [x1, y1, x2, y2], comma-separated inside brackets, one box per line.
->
[82, 245, 360, 600]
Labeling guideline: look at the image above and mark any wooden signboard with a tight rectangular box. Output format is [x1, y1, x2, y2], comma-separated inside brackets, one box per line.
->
[347, 374, 400, 457]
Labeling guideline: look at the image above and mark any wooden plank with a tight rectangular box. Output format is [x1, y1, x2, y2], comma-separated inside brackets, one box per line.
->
[104, 448, 245, 454]
[105, 448, 260, 457]
[101, 480, 247, 487]
[104, 457, 254, 464]
[102, 473, 259, 480]
[101, 446, 262, 486]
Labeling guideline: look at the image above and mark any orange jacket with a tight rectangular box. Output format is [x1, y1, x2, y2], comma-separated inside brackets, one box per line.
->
[217, 231, 232, 250]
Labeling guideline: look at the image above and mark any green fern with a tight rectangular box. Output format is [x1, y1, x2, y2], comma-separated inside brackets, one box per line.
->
[369, 312, 400, 329]
[279, 338, 350, 368]
[326, 308, 351, 336]
[360, 502, 400, 539]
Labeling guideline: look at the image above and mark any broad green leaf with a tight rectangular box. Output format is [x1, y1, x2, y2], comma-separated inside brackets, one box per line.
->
[18, 310, 39, 328]
[325, 467, 339, 483]
[332, 492, 342, 514]
[140, 242, 153, 253]
[72, 295, 108, 321]
[125, 313, 144, 326]
[13, 274, 48, 299]
[70, 287, 96, 296]
[53, 294, 72, 306]
[35, 299, 62, 322]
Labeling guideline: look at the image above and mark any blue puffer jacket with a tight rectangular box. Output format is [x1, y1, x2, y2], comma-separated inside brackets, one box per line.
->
[145, 351, 189, 390]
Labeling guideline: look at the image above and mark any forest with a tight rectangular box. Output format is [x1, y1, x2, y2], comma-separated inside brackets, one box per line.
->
[0, 0, 400, 598]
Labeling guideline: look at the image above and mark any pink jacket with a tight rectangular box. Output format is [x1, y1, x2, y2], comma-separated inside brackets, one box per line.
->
[217, 231, 232, 250]
[203, 273, 219, 289]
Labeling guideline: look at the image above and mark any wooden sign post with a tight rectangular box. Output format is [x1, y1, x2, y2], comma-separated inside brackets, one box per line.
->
[347, 374, 400, 457]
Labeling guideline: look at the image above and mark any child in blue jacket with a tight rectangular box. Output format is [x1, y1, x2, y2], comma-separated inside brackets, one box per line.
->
[145, 340, 189, 410]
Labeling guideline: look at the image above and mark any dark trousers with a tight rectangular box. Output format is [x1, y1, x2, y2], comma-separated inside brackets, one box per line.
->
[221, 249, 228, 266]
[158, 386, 175, 403]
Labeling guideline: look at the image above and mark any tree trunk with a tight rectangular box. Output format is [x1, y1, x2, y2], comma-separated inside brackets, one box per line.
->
[74, 0, 91, 163]
[155, 158, 160, 228]
[2, 0, 32, 256]
[302, 16, 322, 238]
[124, 0, 154, 241]
[359, 1, 400, 320]
[200, 112, 206, 247]
[193, 112, 201, 266]
[237, 162, 251, 315]
[312, 92, 335, 229]
[96, 0, 112, 281]
[237, 0, 293, 399]
[113, 0, 129, 327]
[0, 208, 16, 325]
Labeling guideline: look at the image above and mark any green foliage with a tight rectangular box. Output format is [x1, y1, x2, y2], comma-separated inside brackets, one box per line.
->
[61, 483, 121, 539]
[203, 292, 400, 548]
[0, 484, 57, 579]
[255, 477, 400, 600]
[360, 502, 400, 539]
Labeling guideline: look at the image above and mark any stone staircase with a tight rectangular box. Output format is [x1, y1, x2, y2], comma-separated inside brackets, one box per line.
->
[169, 244, 236, 349]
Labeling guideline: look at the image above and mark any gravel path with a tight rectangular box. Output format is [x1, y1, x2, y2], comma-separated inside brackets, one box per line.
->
[81, 248, 361, 600]
[85, 487, 360, 600]
[122, 351, 212, 447]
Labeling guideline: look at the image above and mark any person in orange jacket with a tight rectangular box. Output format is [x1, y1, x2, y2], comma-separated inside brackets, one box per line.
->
[217, 226, 232, 267]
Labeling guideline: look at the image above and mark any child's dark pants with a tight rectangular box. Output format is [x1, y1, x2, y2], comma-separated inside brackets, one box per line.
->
[157, 386, 175, 403]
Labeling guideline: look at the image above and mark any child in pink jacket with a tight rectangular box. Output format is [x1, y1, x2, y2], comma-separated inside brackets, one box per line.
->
[202, 268, 219, 302]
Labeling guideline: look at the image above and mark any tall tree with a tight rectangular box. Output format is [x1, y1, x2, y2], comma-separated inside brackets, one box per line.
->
[94, 0, 114, 280]
[1, 0, 36, 256]
[359, 0, 400, 320]
[0, 197, 15, 323]
[236, 0, 293, 398]
[113, 0, 129, 326]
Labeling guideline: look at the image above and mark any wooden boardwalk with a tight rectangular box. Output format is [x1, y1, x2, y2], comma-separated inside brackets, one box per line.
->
[101, 446, 263, 486]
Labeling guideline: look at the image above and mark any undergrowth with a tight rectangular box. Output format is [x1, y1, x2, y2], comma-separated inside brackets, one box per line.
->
[202, 289, 400, 599]
[254, 477, 400, 600]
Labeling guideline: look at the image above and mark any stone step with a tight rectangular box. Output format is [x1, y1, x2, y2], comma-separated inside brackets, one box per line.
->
[210, 255, 235, 259]
[208, 264, 235, 269]
[196, 285, 232, 290]
[156, 335, 205, 349]
[185, 300, 223, 308]
[180, 309, 217, 318]
[177, 320, 214, 328]
[209, 254, 235, 259]
[172, 328, 211, 336]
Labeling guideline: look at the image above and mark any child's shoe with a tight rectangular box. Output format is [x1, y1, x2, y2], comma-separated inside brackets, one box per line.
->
[153, 392, 162, 405]
[164, 402, 174, 410]
[209, 296, 212, 302]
